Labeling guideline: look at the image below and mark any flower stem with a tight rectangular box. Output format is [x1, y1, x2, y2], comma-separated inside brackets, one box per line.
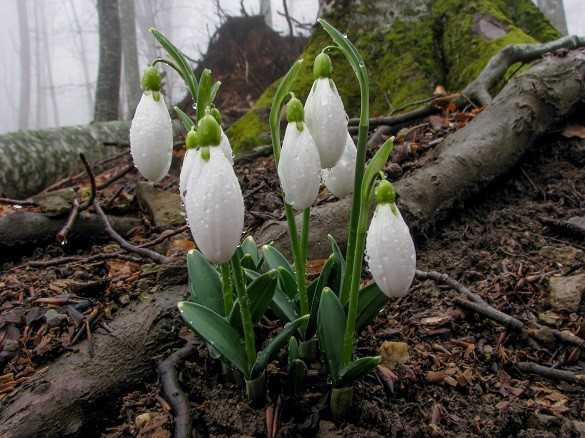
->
[220, 263, 233, 316]
[285, 204, 309, 318]
[301, 208, 310, 263]
[231, 254, 256, 368]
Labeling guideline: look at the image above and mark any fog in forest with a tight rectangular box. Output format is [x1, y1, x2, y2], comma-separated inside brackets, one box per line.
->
[0, 0, 581, 134]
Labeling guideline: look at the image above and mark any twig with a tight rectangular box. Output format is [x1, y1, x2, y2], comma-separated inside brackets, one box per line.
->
[157, 344, 196, 438]
[349, 105, 440, 127]
[139, 225, 189, 248]
[463, 35, 585, 106]
[415, 270, 485, 304]
[453, 297, 524, 331]
[517, 362, 585, 385]
[56, 200, 81, 243]
[96, 164, 134, 190]
[0, 197, 37, 206]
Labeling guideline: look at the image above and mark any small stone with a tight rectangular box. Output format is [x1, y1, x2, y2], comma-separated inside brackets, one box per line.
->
[136, 182, 184, 230]
[549, 274, 585, 312]
[538, 310, 563, 327]
[568, 216, 585, 231]
[32, 188, 76, 217]
[379, 341, 409, 369]
[539, 245, 583, 266]
[135, 412, 152, 429]
[44, 309, 67, 328]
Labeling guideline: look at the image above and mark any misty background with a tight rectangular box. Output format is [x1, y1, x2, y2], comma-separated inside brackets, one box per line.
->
[0, 0, 582, 135]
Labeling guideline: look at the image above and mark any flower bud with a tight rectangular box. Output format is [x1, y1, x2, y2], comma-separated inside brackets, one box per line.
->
[365, 187, 416, 298]
[313, 52, 333, 79]
[197, 114, 221, 146]
[141, 66, 161, 92]
[130, 91, 172, 182]
[277, 122, 321, 210]
[286, 95, 304, 123]
[210, 107, 222, 125]
[322, 133, 356, 198]
[185, 129, 199, 150]
[185, 147, 244, 264]
[304, 77, 348, 168]
[375, 179, 396, 205]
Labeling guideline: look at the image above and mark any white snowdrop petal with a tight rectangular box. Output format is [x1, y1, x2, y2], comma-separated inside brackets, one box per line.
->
[304, 78, 348, 168]
[365, 204, 416, 298]
[179, 149, 203, 203]
[277, 123, 321, 210]
[322, 133, 356, 198]
[219, 129, 234, 165]
[130, 93, 173, 182]
[185, 148, 244, 264]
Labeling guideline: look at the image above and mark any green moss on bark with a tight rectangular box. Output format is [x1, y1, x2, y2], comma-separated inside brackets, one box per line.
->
[228, 0, 559, 152]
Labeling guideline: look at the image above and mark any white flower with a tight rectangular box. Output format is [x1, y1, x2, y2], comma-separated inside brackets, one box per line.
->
[185, 147, 244, 264]
[219, 129, 234, 165]
[322, 133, 356, 198]
[130, 92, 173, 182]
[277, 123, 321, 210]
[365, 204, 416, 298]
[179, 148, 204, 203]
[304, 78, 348, 168]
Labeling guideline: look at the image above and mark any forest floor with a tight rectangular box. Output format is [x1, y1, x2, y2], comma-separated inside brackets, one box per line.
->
[1, 106, 584, 437]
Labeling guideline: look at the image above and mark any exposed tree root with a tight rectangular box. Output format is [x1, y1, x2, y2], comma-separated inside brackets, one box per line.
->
[517, 362, 585, 385]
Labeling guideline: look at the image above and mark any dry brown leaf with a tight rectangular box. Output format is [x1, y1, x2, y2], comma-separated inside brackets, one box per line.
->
[561, 124, 585, 139]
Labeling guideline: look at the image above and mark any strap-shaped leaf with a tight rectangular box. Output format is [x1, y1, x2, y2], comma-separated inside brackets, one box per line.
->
[262, 245, 294, 275]
[240, 254, 257, 271]
[361, 137, 395, 202]
[356, 283, 388, 331]
[210, 81, 222, 104]
[277, 266, 297, 299]
[229, 270, 278, 330]
[174, 106, 195, 131]
[252, 314, 309, 378]
[306, 255, 335, 339]
[150, 28, 197, 98]
[186, 250, 224, 315]
[328, 234, 345, 291]
[288, 336, 299, 368]
[240, 236, 260, 266]
[339, 356, 381, 385]
[318, 288, 346, 380]
[271, 284, 298, 324]
[178, 301, 248, 376]
[196, 69, 213, 121]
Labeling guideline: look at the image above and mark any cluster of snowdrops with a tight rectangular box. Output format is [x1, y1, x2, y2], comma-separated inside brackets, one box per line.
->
[129, 20, 416, 417]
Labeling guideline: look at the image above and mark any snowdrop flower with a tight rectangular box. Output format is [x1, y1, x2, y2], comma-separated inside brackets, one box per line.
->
[185, 114, 244, 264]
[365, 180, 416, 298]
[130, 66, 173, 182]
[179, 129, 202, 203]
[210, 107, 234, 165]
[277, 95, 321, 210]
[304, 52, 348, 168]
[322, 133, 356, 198]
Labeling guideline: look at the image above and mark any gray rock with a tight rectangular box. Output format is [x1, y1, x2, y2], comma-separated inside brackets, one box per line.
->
[135, 182, 184, 230]
[44, 309, 68, 328]
[32, 188, 77, 217]
[549, 273, 585, 312]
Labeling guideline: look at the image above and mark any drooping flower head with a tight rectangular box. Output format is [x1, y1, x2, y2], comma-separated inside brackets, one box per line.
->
[210, 107, 234, 165]
[277, 94, 321, 210]
[185, 112, 244, 264]
[130, 66, 173, 182]
[304, 52, 348, 169]
[365, 180, 416, 298]
[322, 132, 356, 198]
[179, 128, 201, 202]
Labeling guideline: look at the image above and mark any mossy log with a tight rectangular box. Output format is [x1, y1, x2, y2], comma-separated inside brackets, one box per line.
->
[0, 286, 185, 438]
[227, 0, 560, 152]
[257, 49, 585, 258]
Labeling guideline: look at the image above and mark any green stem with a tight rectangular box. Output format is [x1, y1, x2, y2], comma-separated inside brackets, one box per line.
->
[220, 263, 233, 316]
[231, 255, 256, 368]
[286, 204, 308, 318]
[301, 208, 310, 263]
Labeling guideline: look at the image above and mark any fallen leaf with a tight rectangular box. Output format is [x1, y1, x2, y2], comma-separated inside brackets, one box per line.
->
[562, 124, 585, 139]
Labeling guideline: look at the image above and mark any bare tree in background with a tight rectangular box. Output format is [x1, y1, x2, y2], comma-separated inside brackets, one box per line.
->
[40, 1, 60, 127]
[119, 0, 141, 118]
[94, 0, 122, 121]
[68, 0, 95, 113]
[33, 5, 47, 128]
[260, 0, 272, 28]
[536, 0, 568, 34]
[16, 0, 31, 130]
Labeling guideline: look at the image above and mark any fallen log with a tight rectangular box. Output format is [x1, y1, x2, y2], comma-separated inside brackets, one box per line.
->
[257, 49, 585, 258]
[0, 285, 185, 438]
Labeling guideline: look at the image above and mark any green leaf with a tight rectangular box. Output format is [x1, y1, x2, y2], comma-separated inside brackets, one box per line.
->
[210, 81, 222, 103]
[178, 301, 248, 376]
[271, 285, 298, 324]
[277, 266, 297, 299]
[174, 106, 195, 131]
[149, 28, 197, 98]
[306, 255, 335, 339]
[240, 236, 260, 266]
[196, 69, 213, 121]
[269, 59, 303, 163]
[252, 314, 309, 378]
[318, 288, 346, 380]
[339, 356, 381, 385]
[356, 283, 388, 331]
[328, 234, 345, 291]
[262, 245, 294, 276]
[229, 270, 278, 330]
[288, 336, 299, 368]
[186, 250, 224, 315]
[361, 137, 395, 202]
[240, 253, 257, 271]
[244, 268, 261, 282]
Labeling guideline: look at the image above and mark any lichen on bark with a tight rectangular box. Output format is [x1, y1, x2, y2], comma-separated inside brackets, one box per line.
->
[228, 0, 559, 152]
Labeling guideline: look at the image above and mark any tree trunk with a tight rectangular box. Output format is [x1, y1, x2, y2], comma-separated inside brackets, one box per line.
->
[227, 0, 560, 152]
[94, 0, 122, 122]
[119, 0, 141, 118]
[39, 2, 60, 127]
[68, 0, 94, 114]
[16, 0, 31, 130]
[536, 0, 568, 34]
[33, 5, 46, 129]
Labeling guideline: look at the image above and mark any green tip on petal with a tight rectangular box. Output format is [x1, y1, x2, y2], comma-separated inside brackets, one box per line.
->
[210, 107, 222, 125]
[313, 52, 333, 79]
[375, 180, 396, 205]
[142, 66, 161, 92]
[185, 129, 199, 149]
[197, 114, 221, 146]
[201, 146, 210, 161]
[287, 95, 304, 123]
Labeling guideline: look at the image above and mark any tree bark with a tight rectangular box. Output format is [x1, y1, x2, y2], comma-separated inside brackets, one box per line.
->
[257, 49, 585, 258]
[119, 0, 142, 118]
[0, 285, 186, 438]
[16, 0, 31, 130]
[94, 0, 122, 122]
